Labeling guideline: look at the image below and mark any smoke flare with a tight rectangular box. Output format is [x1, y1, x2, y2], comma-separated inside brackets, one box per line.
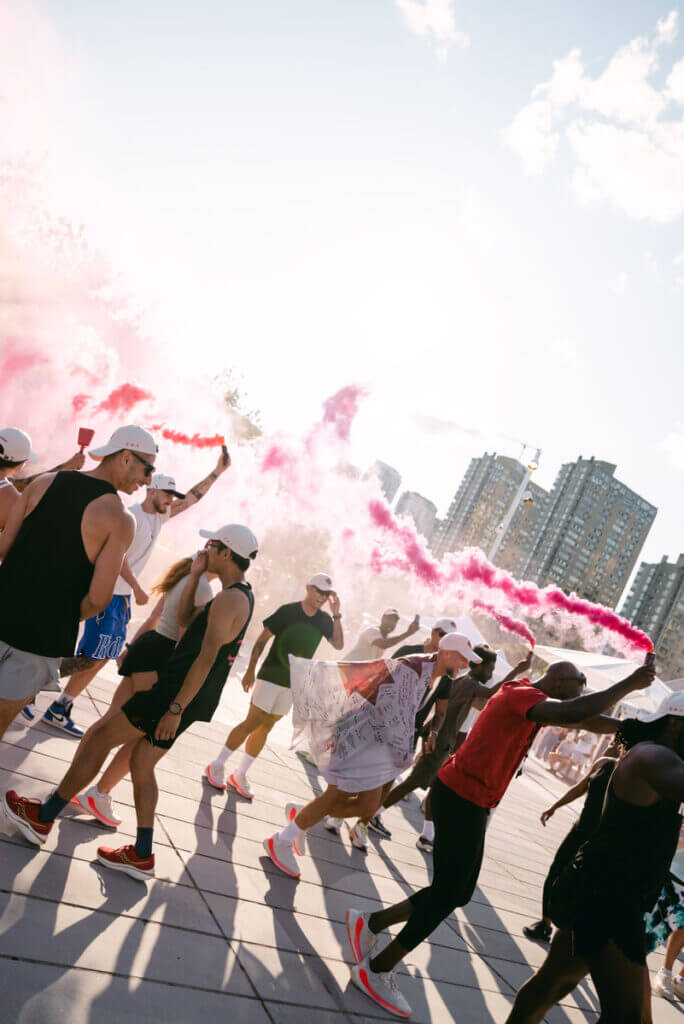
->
[472, 598, 535, 649]
[94, 383, 153, 415]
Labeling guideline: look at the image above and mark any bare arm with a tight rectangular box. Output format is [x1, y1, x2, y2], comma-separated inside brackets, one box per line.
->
[540, 757, 616, 824]
[528, 667, 656, 726]
[127, 596, 164, 645]
[154, 589, 250, 741]
[80, 512, 135, 620]
[0, 481, 32, 559]
[119, 557, 148, 604]
[373, 615, 421, 650]
[574, 714, 620, 735]
[241, 627, 274, 691]
[639, 747, 684, 802]
[328, 592, 344, 650]
[168, 449, 230, 519]
[14, 451, 86, 491]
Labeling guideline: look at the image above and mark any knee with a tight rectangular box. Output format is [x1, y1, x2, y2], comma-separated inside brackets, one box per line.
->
[357, 792, 381, 819]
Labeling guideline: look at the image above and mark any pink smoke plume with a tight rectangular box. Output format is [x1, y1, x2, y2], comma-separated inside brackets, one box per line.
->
[320, 385, 367, 442]
[0, 340, 48, 388]
[72, 393, 91, 415]
[158, 428, 225, 450]
[261, 443, 296, 472]
[472, 598, 535, 649]
[94, 383, 153, 415]
[368, 499, 652, 653]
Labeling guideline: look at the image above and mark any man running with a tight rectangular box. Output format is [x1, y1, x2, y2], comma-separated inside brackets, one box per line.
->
[205, 573, 344, 800]
[0, 426, 156, 743]
[4, 523, 257, 881]
[40, 431, 230, 737]
[345, 616, 458, 845]
[343, 659, 655, 1019]
[345, 608, 420, 661]
[264, 632, 480, 880]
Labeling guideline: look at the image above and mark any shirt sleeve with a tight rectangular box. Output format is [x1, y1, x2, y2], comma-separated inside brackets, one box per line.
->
[435, 675, 453, 701]
[319, 612, 334, 641]
[263, 603, 289, 635]
[507, 684, 547, 719]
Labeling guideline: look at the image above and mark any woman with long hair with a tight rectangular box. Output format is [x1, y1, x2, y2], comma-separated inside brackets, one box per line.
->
[506, 694, 684, 1024]
[72, 553, 215, 826]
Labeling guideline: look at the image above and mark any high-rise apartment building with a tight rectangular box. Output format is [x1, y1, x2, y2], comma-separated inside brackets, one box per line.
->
[621, 554, 684, 681]
[395, 490, 438, 542]
[526, 457, 656, 609]
[368, 460, 401, 503]
[432, 453, 548, 574]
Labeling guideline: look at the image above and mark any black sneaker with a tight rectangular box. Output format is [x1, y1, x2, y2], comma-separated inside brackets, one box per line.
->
[523, 920, 552, 943]
[416, 835, 434, 853]
[367, 814, 392, 839]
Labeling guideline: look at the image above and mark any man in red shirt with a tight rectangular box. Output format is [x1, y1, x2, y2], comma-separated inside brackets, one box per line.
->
[343, 658, 656, 1019]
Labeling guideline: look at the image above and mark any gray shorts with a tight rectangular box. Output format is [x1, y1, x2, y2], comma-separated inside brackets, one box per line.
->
[0, 641, 61, 702]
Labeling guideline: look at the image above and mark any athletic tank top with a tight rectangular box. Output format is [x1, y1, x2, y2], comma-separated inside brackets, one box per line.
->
[0, 472, 117, 657]
[574, 779, 681, 911]
[574, 760, 615, 836]
[156, 580, 254, 723]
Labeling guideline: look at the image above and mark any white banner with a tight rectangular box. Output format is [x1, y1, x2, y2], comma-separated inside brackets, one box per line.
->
[290, 654, 435, 792]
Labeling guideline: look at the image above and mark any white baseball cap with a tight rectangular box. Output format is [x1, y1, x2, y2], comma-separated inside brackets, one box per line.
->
[434, 617, 458, 634]
[149, 473, 185, 499]
[89, 424, 158, 460]
[308, 572, 334, 593]
[637, 691, 684, 723]
[382, 607, 400, 619]
[439, 632, 482, 663]
[199, 523, 259, 560]
[0, 427, 38, 464]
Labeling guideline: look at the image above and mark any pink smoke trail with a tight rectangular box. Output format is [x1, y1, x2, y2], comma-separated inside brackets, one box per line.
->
[71, 393, 91, 415]
[261, 443, 296, 472]
[94, 383, 153, 415]
[321, 384, 368, 442]
[368, 499, 652, 653]
[158, 428, 225, 450]
[472, 598, 535, 649]
[0, 340, 48, 389]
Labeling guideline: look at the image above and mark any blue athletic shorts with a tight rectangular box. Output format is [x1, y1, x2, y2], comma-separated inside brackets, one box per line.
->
[77, 595, 132, 661]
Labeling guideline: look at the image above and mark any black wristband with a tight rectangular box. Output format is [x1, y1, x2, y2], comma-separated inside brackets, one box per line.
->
[333, 614, 342, 620]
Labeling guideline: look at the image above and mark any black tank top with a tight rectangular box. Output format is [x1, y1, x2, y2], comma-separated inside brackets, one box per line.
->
[575, 760, 615, 835]
[0, 472, 116, 657]
[156, 580, 254, 723]
[575, 778, 682, 911]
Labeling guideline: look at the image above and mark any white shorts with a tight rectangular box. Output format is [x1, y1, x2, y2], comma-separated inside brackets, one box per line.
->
[251, 677, 293, 717]
[0, 640, 61, 702]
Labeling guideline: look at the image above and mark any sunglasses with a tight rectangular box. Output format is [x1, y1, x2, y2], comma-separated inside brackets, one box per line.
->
[207, 540, 228, 552]
[130, 451, 156, 477]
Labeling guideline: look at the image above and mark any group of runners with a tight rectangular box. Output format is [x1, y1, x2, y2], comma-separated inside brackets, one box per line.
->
[0, 420, 682, 1022]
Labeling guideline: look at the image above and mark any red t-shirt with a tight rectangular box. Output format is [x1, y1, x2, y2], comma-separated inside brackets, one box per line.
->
[438, 680, 547, 808]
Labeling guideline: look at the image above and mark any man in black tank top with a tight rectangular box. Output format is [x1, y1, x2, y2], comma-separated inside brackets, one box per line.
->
[0, 425, 157, 742]
[4, 523, 258, 884]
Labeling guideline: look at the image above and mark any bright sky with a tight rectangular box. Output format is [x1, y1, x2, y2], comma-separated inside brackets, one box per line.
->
[22, 1, 684, 576]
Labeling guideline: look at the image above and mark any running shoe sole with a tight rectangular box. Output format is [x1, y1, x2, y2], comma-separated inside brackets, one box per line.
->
[350, 963, 412, 1018]
[263, 837, 300, 878]
[2, 792, 47, 847]
[205, 764, 226, 791]
[96, 852, 154, 881]
[227, 773, 254, 800]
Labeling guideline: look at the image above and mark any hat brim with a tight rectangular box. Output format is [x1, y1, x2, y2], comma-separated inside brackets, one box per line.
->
[469, 651, 483, 664]
[199, 529, 218, 540]
[161, 489, 185, 499]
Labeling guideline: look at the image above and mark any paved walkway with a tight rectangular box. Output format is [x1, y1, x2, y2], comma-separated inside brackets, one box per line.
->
[0, 664, 681, 1023]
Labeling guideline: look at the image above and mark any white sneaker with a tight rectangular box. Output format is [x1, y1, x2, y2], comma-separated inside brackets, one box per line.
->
[672, 973, 684, 999]
[263, 835, 300, 878]
[284, 803, 306, 856]
[324, 816, 342, 835]
[350, 957, 412, 1018]
[349, 821, 368, 851]
[346, 908, 378, 964]
[227, 771, 253, 800]
[654, 968, 675, 1000]
[71, 786, 122, 828]
[205, 761, 226, 790]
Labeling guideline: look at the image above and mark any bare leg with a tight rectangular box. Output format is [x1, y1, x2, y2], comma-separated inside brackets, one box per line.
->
[245, 714, 281, 757]
[589, 939, 646, 1024]
[92, 672, 158, 793]
[294, 785, 384, 831]
[0, 695, 33, 742]
[360, 781, 394, 825]
[55, 713, 142, 801]
[58, 660, 105, 697]
[383, 774, 418, 810]
[505, 929, 590, 1023]
[664, 926, 684, 971]
[130, 739, 167, 827]
[223, 703, 273, 752]
[98, 740, 138, 793]
[643, 970, 653, 1024]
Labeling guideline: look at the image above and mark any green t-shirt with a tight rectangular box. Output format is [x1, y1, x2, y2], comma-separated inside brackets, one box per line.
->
[259, 601, 334, 688]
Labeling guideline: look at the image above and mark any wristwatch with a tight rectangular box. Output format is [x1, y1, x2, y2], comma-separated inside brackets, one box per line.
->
[333, 614, 342, 620]
[168, 701, 182, 715]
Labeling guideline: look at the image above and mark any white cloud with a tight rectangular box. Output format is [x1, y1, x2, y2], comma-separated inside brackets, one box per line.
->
[395, 0, 469, 59]
[505, 12, 684, 222]
[661, 424, 684, 470]
[610, 271, 629, 294]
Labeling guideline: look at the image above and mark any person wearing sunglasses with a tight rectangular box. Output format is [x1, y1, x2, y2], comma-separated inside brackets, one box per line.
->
[205, 572, 345, 800]
[39, 426, 231, 738]
[0, 425, 157, 745]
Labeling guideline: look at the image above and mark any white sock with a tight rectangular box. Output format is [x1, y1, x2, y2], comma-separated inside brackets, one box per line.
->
[215, 745, 234, 767]
[278, 818, 304, 843]
[56, 692, 73, 708]
[237, 753, 255, 777]
[423, 820, 435, 841]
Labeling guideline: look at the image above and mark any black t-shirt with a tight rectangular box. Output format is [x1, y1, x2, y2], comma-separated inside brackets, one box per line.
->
[393, 642, 425, 658]
[415, 674, 452, 735]
[259, 601, 334, 688]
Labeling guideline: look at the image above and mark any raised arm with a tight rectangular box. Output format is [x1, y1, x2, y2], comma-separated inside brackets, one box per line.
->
[80, 510, 135, 620]
[328, 592, 345, 651]
[154, 588, 250, 742]
[372, 615, 421, 650]
[168, 449, 230, 518]
[14, 450, 86, 491]
[176, 551, 209, 628]
[528, 666, 655, 726]
[241, 626, 274, 692]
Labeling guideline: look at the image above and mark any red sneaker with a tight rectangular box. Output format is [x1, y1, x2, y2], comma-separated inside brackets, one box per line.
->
[97, 844, 155, 881]
[3, 790, 53, 846]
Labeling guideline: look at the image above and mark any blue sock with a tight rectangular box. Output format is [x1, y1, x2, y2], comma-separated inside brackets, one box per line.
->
[135, 827, 154, 859]
[38, 790, 69, 822]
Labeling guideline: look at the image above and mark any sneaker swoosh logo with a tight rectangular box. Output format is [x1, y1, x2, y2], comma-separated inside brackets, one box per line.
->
[87, 796, 118, 828]
[358, 968, 411, 1017]
[354, 917, 365, 961]
[267, 838, 299, 878]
